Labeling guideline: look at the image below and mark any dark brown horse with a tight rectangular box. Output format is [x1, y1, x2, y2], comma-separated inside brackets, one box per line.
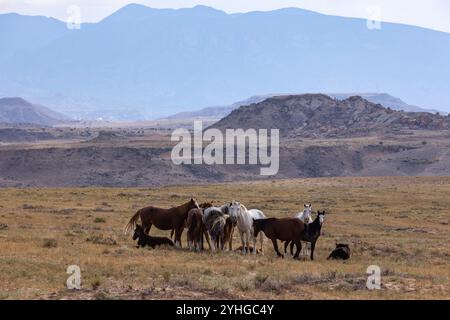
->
[133, 224, 174, 248]
[125, 198, 199, 248]
[253, 217, 305, 259]
[283, 211, 326, 260]
[186, 208, 205, 251]
[171, 202, 213, 241]
[186, 203, 213, 252]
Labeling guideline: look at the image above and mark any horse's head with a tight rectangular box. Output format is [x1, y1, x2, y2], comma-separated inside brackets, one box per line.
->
[317, 210, 326, 225]
[189, 198, 200, 210]
[252, 218, 261, 237]
[335, 243, 349, 249]
[132, 224, 144, 240]
[302, 203, 313, 221]
[229, 200, 241, 219]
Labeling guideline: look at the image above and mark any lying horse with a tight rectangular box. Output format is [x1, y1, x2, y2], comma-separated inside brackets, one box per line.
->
[133, 224, 174, 248]
[327, 243, 350, 260]
[186, 202, 213, 251]
[253, 217, 305, 259]
[203, 207, 233, 252]
[124, 198, 199, 248]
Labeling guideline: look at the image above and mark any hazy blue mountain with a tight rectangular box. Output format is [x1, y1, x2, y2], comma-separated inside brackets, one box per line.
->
[0, 13, 68, 62]
[1, 4, 450, 119]
[328, 93, 444, 114]
[0, 97, 71, 125]
[162, 95, 272, 120]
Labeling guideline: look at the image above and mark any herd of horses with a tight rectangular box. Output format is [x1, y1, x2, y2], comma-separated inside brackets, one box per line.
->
[124, 198, 332, 260]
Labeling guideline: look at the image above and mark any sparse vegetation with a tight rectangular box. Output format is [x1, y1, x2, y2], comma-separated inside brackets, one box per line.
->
[0, 177, 449, 299]
[42, 238, 58, 248]
[93, 217, 106, 223]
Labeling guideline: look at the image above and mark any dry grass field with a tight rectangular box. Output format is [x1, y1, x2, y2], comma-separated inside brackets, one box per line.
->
[0, 176, 449, 300]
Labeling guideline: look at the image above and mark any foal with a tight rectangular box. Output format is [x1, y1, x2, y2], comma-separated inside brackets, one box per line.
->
[186, 202, 213, 252]
[253, 217, 305, 259]
[133, 224, 174, 248]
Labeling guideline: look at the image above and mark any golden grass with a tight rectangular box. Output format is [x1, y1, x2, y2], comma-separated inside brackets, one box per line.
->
[0, 176, 449, 300]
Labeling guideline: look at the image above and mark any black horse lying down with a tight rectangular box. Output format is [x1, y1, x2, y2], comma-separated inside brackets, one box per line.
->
[327, 243, 350, 260]
[133, 224, 174, 248]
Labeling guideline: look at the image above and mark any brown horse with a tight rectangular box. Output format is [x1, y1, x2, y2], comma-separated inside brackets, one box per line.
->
[186, 203, 214, 252]
[171, 202, 213, 241]
[253, 217, 305, 259]
[125, 198, 199, 247]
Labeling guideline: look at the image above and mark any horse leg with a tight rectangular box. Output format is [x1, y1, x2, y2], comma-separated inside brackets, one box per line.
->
[215, 237, 220, 252]
[239, 231, 246, 254]
[259, 232, 264, 254]
[290, 241, 295, 256]
[194, 235, 200, 252]
[209, 234, 216, 252]
[245, 231, 251, 254]
[310, 241, 316, 261]
[187, 232, 192, 250]
[228, 225, 234, 251]
[219, 235, 224, 251]
[271, 238, 284, 258]
[144, 223, 152, 235]
[204, 231, 212, 250]
[175, 227, 183, 248]
[293, 240, 301, 259]
[252, 230, 257, 255]
[284, 241, 289, 254]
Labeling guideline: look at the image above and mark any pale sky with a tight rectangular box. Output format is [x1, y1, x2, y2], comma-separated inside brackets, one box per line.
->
[0, 0, 450, 33]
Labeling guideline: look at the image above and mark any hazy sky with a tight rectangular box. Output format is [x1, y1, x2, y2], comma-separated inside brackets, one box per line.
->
[1, 0, 450, 33]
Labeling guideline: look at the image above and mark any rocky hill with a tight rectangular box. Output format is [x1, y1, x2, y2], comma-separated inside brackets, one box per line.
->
[0, 97, 70, 126]
[164, 93, 440, 121]
[210, 94, 450, 138]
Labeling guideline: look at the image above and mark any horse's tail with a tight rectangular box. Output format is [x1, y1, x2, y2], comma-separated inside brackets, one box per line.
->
[124, 209, 141, 235]
[210, 216, 226, 240]
[187, 212, 196, 235]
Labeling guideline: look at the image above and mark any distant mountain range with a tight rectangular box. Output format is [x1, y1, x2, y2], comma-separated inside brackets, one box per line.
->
[163, 93, 443, 120]
[211, 94, 450, 138]
[0, 97, 70, 126]
[1, 4, 450, 119]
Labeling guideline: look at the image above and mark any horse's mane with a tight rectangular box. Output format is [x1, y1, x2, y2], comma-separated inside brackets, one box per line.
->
[204, 208, 224, 225]
[177, 200, 192, 210]
[206, 213, 228, 239]
[219, 203, 229, 213]
[240, 204, 248, 212]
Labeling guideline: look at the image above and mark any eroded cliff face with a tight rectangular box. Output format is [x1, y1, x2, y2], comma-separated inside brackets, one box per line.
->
[211, 94, 450, 138]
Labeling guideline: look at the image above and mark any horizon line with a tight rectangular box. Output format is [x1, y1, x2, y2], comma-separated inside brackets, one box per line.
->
[1, 3, 450, 35]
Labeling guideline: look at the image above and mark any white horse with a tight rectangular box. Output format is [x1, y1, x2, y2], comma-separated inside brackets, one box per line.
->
[294, 203, 313, 256]
[228, 200, 266, 254]
[296, 203, 313, 223]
